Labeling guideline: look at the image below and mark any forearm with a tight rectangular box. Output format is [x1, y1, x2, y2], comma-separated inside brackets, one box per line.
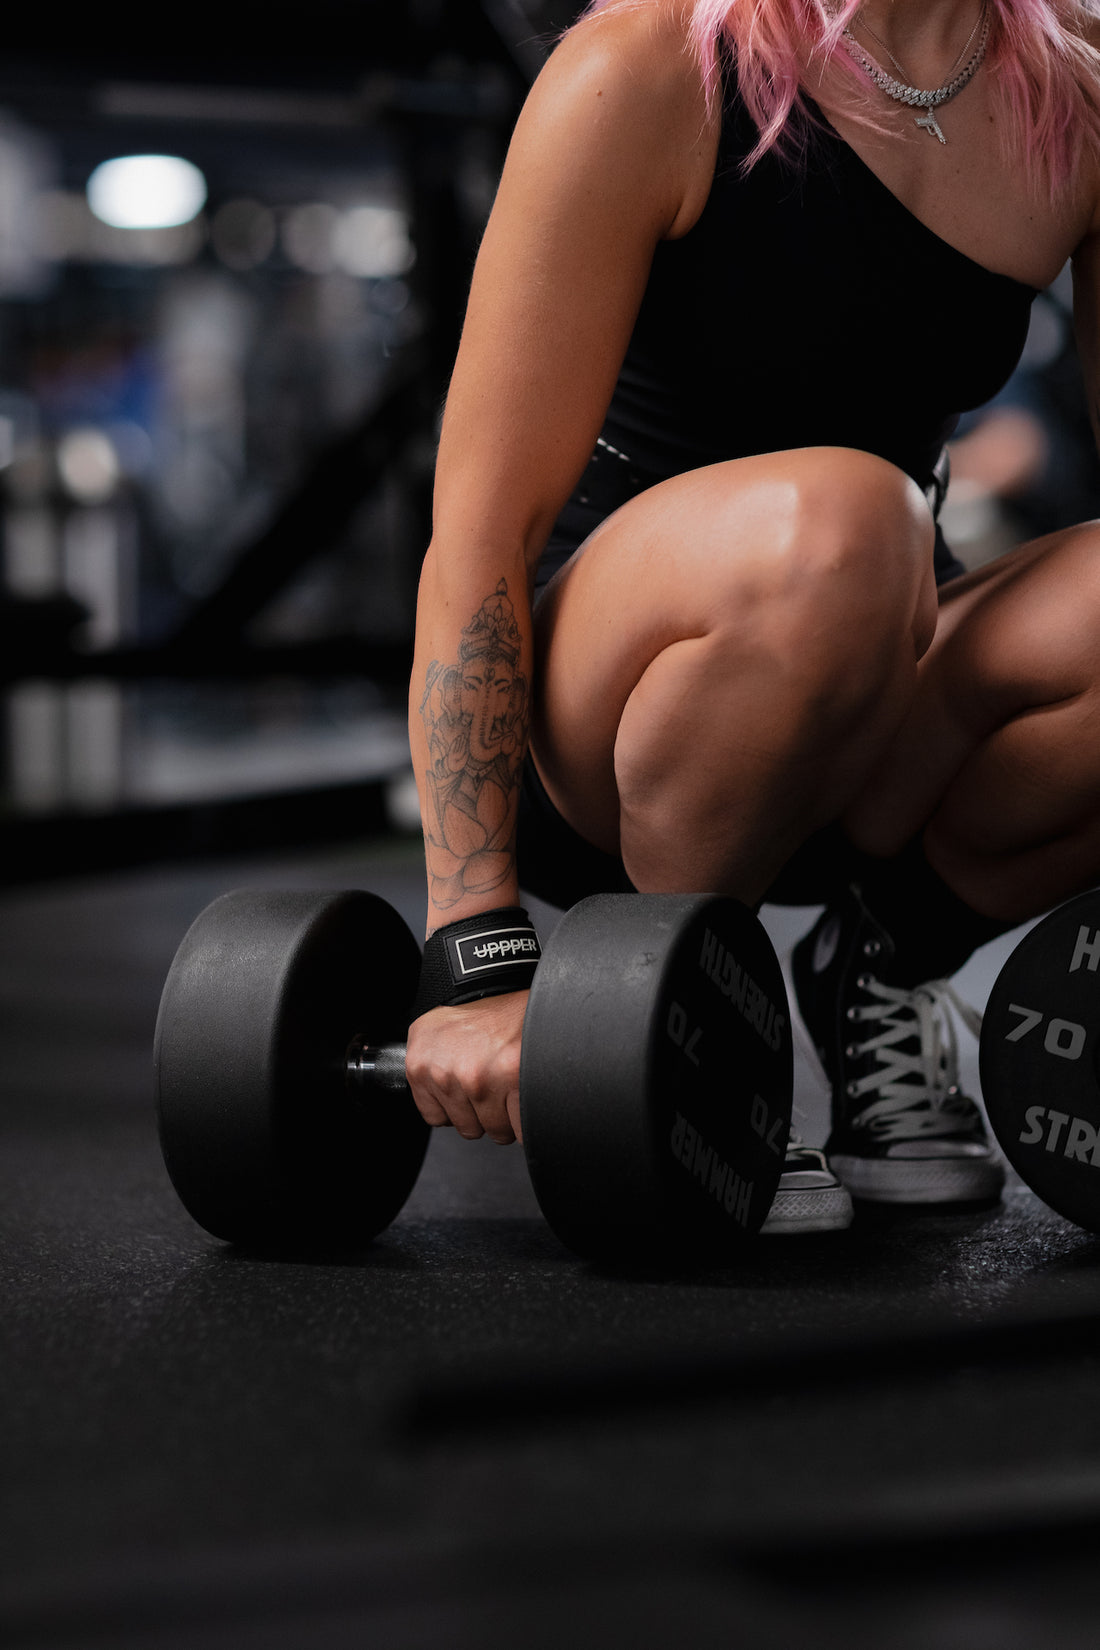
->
[410, 538, 535, 938]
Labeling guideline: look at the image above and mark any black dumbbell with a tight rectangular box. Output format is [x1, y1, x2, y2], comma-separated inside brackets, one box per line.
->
[153, 888, 793, 1264]
[981, 887, 1100, 1231]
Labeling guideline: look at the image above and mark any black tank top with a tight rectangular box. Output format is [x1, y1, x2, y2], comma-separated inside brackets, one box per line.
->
[592, 89, 1039, 501]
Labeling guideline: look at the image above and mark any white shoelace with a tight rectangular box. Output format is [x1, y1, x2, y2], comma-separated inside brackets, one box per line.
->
[845, 976, 984, 1140]
[783, 1117, 833, 1173]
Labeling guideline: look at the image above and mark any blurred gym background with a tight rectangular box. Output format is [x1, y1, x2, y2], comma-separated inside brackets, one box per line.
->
[0, 1, 576, 881]
[3, 0, 1096, 887]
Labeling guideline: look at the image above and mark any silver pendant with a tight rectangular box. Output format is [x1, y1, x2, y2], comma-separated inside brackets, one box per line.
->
[915, 111, 947, 143]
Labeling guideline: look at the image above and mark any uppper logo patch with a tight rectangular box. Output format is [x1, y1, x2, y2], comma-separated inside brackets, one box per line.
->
[450, 926, 542, 978]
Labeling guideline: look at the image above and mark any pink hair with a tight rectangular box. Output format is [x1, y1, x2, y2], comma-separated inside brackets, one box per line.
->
[580, 0, 1100, 190]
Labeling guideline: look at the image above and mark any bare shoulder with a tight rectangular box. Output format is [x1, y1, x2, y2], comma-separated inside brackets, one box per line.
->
[542, 0, 704, 91]
[521, 0, 717, 235]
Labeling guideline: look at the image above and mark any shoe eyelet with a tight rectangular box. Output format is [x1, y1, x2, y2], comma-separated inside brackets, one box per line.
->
[856, 974, 873, 990]
[863, 939, 882, 958]
[845, 1044, 858, 1059]
[846, 1081, 860, 1097]
[846, 1006, 860, 1021]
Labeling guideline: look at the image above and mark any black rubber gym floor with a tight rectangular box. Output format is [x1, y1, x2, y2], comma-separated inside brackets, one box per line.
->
[4, 835, 1100, 1648]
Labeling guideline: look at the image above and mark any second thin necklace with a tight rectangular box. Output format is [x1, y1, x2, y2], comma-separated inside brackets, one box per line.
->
[841, 4, 991, 144]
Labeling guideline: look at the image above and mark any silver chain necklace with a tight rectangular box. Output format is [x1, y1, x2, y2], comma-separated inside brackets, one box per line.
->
[841, 4, 991, 145]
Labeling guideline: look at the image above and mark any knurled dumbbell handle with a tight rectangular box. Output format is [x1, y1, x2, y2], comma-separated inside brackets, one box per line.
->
[345, 1037, 409, 1094]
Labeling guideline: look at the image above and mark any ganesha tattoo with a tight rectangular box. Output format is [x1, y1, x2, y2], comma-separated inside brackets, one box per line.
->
[420, 578, 529, 908]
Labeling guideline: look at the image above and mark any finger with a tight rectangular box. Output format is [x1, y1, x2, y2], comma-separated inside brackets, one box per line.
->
[439, 1086, 486, 1140]
[460, 1081, 515, 1144]
[482, 1112, 517, 1146]
[406, 1051, 481, 1135]
[410, 1086, 453, 1129]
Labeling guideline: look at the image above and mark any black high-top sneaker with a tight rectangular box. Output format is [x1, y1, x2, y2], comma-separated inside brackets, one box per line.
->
[759, 1129, 854, 1234]
[785, 886, 1005, 1204]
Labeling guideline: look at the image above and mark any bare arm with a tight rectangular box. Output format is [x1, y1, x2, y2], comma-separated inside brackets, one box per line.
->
[406, 4, 716, 1139]
[412, 3, 715, 929]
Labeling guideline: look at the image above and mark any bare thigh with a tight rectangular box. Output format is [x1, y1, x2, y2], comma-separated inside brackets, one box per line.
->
[530, 446, 937, 900]
[847, 518, 1100, 919]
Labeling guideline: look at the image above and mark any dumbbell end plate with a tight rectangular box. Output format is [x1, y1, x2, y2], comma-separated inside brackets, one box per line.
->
[980, 889, 1100, 1232]
[521, 893, 792, 1265]
[154, 888, 427, 1251]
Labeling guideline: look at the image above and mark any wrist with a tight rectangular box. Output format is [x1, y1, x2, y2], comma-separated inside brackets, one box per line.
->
[411, 906, 541, 1020]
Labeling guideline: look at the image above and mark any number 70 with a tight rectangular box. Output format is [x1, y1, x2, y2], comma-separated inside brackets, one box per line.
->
[1004, 1003, 1087, 1062]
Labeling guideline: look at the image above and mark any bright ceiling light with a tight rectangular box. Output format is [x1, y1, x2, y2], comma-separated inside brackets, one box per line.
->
[86, 155, 207, 230]
[57, 427, 121, 504]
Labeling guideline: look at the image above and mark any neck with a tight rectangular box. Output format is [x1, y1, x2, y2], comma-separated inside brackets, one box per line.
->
[850, 0, 985, 62]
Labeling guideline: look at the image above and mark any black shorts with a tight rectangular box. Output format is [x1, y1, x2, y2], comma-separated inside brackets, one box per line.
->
[518, 442, 963, 911]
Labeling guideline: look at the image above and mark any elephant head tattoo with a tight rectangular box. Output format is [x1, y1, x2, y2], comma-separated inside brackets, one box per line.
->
[420, 579, 530, 908]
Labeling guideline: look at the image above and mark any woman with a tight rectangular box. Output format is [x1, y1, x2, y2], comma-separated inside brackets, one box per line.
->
[404, 0, 1100, 1233]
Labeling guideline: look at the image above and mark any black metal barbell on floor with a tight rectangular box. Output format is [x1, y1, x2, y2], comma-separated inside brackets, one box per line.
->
[153, 884, 1100, 1261]
[153, 888, 793, 1263]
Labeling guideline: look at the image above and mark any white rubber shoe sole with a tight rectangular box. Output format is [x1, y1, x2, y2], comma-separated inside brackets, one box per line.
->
[760, 1172, 855, 1235]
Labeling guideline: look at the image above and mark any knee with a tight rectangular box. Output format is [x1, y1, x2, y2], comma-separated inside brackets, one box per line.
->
[714, 448, 936, 675]
[946, 521, 1100, 711]
[781, 449, 932, 621]
[1050, 524, 1100, 632]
